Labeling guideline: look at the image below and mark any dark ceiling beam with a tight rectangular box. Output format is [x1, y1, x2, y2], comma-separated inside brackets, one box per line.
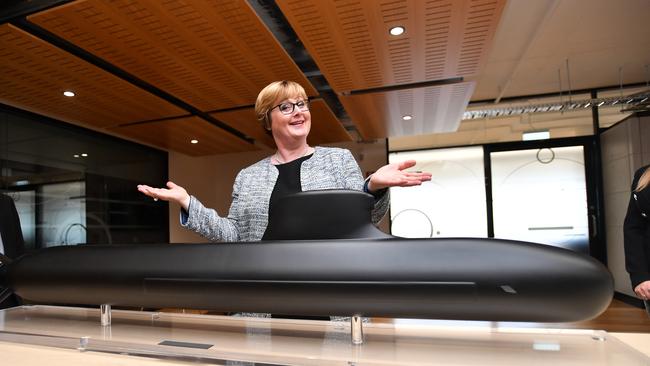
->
[343, 77, 465, 96]
[9, 18, 255, 145]
[0, 0, 72, 25]
[247, 0, 352, 127]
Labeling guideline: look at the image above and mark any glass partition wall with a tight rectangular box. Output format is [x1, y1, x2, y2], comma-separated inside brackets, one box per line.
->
[389, 147, 487, 238]
[491, 146, 589, 254]
[389, 138, 594, 255]
[0, 105, 169, 250]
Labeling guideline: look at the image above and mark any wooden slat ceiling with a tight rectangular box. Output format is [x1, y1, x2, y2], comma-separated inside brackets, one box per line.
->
[211, 99, 351, 149]
[109, 116, 253, 157]
[0, 0, 506, 155]
[305, 99, 353, 145]
[276, 0, 505, 138]
[29, 0, 317, 110]
[0, 24, 184, 128]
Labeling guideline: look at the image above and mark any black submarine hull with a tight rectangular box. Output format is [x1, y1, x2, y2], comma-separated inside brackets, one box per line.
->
[1, 238, 613, 322]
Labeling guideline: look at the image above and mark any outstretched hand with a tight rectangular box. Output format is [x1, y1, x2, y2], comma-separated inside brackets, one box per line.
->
[137, 181, 191, 210]
[367, 160, 432, 192]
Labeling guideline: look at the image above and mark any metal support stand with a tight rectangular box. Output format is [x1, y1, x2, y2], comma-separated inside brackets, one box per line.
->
[100, 304, 111, 326]
[351, 315, 363, 345]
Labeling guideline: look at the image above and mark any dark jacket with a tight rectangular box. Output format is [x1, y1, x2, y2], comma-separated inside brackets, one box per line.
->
[182, 147, 389, 242]
[0, 193, 25, 309]
[624, 165, 650, 289]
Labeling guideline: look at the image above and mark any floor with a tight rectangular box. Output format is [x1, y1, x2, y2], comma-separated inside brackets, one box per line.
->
[366, 299, 650, 333]
[524, 299, 650, 333]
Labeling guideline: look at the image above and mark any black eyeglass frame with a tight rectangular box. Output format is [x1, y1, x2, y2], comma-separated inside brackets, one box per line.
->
[268, 99, 310, 116]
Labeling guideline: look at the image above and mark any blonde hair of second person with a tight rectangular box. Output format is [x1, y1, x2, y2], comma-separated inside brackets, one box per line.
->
[624, 165, 650, 302]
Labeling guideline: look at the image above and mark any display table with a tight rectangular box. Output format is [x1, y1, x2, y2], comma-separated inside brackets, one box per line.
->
[1, 305, 648, 365]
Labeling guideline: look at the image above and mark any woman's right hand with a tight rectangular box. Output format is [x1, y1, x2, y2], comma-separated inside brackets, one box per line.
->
[137, 181, 191, 211]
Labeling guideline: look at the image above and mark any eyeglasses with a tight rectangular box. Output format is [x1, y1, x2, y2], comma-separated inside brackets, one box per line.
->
[269, 99, 310, 115]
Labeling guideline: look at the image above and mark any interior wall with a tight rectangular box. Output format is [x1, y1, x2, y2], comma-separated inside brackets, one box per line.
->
[168, 139, 389, 243]
[601, 114, 650, 297]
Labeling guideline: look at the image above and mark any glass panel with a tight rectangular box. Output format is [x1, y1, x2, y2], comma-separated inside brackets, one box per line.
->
[491, 146, 589, 253]
[0, 107, 168, 248]
[10, 190, 35, 250]
[389, 146, 487, 238]
[41, 182, 86, 247]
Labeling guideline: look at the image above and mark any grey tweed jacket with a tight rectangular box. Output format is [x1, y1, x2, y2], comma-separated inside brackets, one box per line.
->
[181, 146, 389, 242]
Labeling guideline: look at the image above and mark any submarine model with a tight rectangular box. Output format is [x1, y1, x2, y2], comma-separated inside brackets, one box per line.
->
[0, 190, 613, 322]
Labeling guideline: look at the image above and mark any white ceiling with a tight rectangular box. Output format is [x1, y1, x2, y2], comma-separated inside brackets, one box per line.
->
[391, 0, 650, 150]
[472, 0, 650, 101]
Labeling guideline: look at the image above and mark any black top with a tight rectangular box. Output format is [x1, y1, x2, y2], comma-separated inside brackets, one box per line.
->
[263, 153, 329, 319]
[624, 165, 650, 288]
[262, 154, 313, 240]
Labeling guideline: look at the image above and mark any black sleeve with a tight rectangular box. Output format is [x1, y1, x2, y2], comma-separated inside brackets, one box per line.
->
[623, 167, 650, 289]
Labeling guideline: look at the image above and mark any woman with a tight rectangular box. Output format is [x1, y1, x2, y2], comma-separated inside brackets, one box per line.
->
[138, 81, 431, 242]
[624, 165, 650, 312]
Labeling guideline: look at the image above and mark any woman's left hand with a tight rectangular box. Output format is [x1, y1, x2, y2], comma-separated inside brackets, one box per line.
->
[368, 160, 432, 192]
[635, 280, 650, 301]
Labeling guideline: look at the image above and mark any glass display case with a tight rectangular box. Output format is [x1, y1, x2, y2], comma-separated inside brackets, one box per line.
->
[0, 305, 648, 365]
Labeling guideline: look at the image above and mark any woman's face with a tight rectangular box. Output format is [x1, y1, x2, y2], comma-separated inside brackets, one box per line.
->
[269, 96, 311, 144]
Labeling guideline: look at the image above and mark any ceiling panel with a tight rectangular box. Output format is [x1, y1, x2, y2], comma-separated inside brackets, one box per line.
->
[306, 99, 353, 145]
[276, 0, 505, 92]
[109, 116, 257, 156]
[340, 82, 475, 139]
[210, 108, 276, 149]
[211, 99, 352, 148]
[0, 23, 184, 129]
[473, 0, 650, 101]
[276, 0, 503, 139]
[29, 0, 318, 111]
[6, 0, 644, 154]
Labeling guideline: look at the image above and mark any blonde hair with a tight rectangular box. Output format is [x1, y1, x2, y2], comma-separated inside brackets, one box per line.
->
[254, 81, 307, 130]
[636, 167, 650, 192]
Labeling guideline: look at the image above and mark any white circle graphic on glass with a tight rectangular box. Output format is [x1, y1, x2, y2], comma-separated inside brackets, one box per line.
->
[392, 209, 433, 238]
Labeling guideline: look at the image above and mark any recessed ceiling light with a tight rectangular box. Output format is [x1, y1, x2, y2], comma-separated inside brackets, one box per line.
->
[63, 91, 75, 97]
[190, 139, 198, 144]
[81, 153, 88, 157]
[389, 26, 405, 36]
[402, 115, 412, 121]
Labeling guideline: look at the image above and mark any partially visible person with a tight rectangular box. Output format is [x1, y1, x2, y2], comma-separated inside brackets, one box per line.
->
[0, 193, 26, 309]
[138, 81, 431, 242]
[624, 165, 650, 315]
